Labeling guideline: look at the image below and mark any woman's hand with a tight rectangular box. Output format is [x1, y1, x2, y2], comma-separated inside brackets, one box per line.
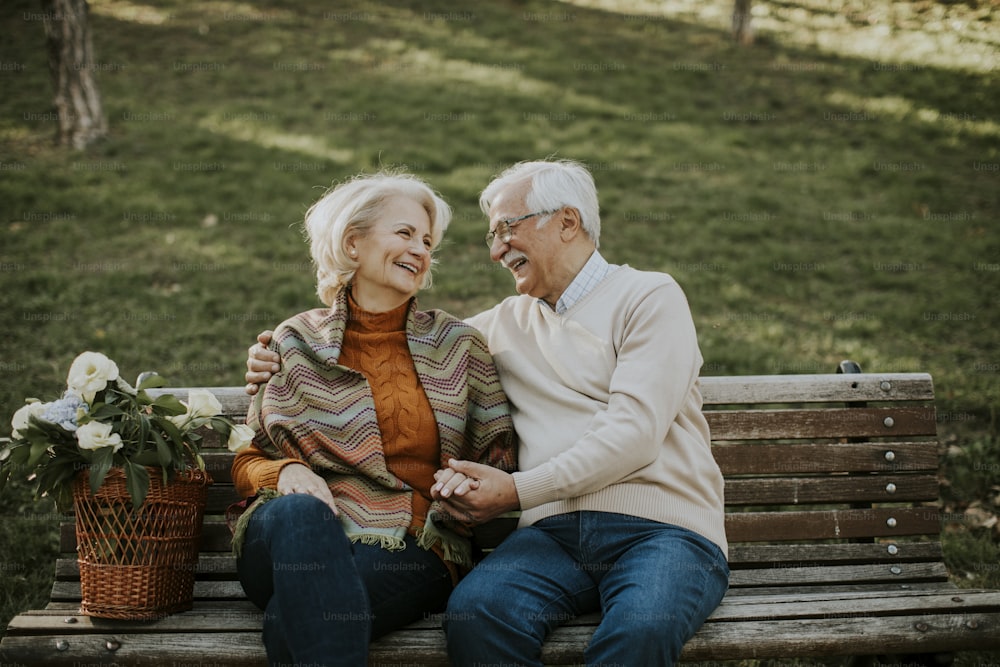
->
[432, 460, 519, 524]
[277, 463, 339, 516]
[432, 467, 481, 499]
[245, 330, 280, 395]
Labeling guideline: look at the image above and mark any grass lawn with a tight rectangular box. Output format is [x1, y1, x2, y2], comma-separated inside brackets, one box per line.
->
[1, 0, 998, 663]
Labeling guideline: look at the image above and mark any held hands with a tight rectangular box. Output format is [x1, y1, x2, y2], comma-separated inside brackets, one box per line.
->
[277, 463, 339, 516]
[431, 459, 520, 524]
[245, 330, 279, 395]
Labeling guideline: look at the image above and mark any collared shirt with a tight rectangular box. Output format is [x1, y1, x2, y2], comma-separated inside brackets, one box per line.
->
[547, 250, 619, 314]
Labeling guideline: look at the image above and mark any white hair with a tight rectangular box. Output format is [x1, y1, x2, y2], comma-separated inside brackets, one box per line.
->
[479, 159, 601, 246]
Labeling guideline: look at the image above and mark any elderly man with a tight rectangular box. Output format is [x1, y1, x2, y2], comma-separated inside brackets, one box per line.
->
[246, 159, 728, 666]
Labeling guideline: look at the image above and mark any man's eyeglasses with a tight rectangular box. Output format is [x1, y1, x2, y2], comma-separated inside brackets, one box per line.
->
[484, 209, 559, 247]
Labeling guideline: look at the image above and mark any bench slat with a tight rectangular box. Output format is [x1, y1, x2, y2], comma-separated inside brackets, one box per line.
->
[728, 541, 944, 565]
[714, 441, 937, 474]
[48, 560, 950, 603]
[8, 609, 997, 667]
[49, 580, 253, 603]
[148, 387, 252, 419]
[0, 632, 270, 667]
[205, 484, 240, 512]
[699, 373, 935, 404]
[581, 612, 1000, 662]
[52, 542, 948, 584]
[725, 507, 941, 542]
[724, 474, 938, 505]
[202, 451, 236, 484]
[24, 587, 997, 632]
[53, 555, 951, 589]
[730, 561, 949, 587]
[708, 407, 936, 441]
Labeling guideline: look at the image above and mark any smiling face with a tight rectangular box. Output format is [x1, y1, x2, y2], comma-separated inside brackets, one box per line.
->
[347, 195, 433, 312]
[487, 181, 576, 308]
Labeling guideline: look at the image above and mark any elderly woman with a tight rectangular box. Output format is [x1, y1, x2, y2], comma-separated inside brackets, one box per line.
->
[231, 172, 516, 667]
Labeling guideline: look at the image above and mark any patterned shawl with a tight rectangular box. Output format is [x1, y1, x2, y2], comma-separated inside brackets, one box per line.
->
[242, 290, 516, 567]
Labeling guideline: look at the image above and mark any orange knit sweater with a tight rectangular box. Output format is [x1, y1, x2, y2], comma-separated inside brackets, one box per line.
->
[338, 295, 440, 536]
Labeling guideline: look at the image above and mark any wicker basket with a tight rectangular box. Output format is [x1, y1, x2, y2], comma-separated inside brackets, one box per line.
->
[72, 466, 212, 620]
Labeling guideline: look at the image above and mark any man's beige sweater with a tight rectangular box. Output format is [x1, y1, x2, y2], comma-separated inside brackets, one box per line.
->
[467, 266, 728, 556]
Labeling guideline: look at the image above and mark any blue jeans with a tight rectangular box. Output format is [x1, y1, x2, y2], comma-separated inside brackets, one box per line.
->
[444, 511, 729, 667]
[236, 493, 452, 667]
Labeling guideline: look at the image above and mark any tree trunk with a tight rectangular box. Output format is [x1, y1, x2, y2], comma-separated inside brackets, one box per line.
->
[40, 0, 107, 150]
[732, 0, 754, 46]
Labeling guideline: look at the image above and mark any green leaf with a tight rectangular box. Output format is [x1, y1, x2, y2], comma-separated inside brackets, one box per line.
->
[137, 373, 166, 391]
[123, 460, 150, 509]
[151, 430, 175, 469]
[25, 440, 51, 470]
[89, 403, 126, 420]
[136, 414, 150, 459]
[130, 450, 160, 466]
[159, 417, 186, 447]
[87, 446, 116, 495]
[151, 394, 186, 416]
[1, 441, 30, 467]
[33, 462, 76, 502]
[210, 417, 234, 436]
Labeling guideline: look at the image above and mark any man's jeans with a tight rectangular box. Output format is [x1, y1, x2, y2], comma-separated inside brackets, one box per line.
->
[444, 511, 729, 667]
[237, 493, 452, 667]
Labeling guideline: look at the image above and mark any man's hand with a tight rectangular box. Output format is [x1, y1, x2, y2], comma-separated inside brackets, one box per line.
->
[245, 330, 280, 395]
[431, 459, 520, 524]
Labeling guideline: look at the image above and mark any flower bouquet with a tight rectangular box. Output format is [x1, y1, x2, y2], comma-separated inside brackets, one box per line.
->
[1, 351, 254, 619]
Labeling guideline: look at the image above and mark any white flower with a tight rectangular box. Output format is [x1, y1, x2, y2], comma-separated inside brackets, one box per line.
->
[76, 421, 123, 453]
[227, 424, 255, 453]
[11, 401, 47, 438]
[167, 389, 224, 428]
[67, 352, 120, 403]
[184, 389, 223, 419]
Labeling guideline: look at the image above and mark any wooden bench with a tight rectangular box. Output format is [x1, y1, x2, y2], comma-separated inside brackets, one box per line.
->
[3, 364, 1000, 666]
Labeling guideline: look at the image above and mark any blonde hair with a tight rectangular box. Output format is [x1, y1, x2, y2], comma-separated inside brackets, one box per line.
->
[304, 172, 451, 306]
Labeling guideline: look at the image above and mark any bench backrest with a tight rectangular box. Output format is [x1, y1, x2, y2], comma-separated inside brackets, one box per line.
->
[701, 371, 942, 590]
[56, 371, 942, 598]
